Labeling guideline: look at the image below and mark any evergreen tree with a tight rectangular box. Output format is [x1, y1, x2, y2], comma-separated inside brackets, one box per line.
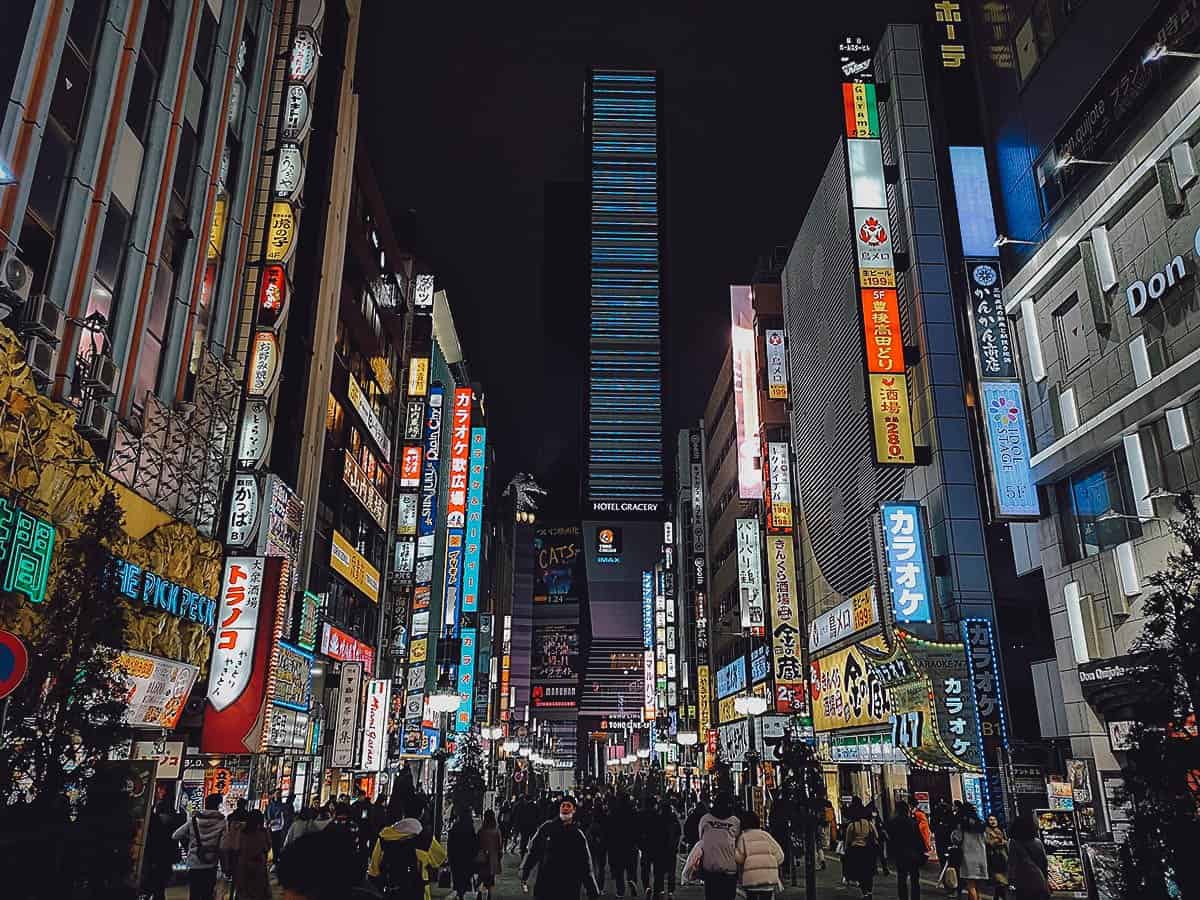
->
[1119, 495, 1200, 900]
[0, 490, 133, 896]
[448, 730, 488, 815]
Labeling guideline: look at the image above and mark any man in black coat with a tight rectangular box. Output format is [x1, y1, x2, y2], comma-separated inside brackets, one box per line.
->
[888, 801, 928, 900]
[521, 796, 601, 900]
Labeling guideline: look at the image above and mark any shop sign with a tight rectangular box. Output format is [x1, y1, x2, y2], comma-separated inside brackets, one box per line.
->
[297, 591, 322, 651]
[965, 262, 1014, 378]
[259, 264, 289, 329]
[274, 144, 304, 201]
[830, 732, 907, 764]
[962, 618, 1010, 815]
[206, 557, 267, 712]
[268, 706, 309, 751]
[766, 535, 806, 713]
[735, 519, 765, 632]
[696, 664, 712, 733]
[399, 445, 422, 489]
[265, 202, 296, 263]
[259, 475, 302, 561]
[446, 387, 473, 528]
[980, 381, 1039, 518]
[395, 492, 418, 535]
[361, 679, 390, 771]
[208, 194, 227, 259]
[716, 657, 747, 699]
[455, 627, 476, 730]
[766, 444, 793, 533]
[809, 585, 879, 653]
[288, 28, 319, 84]
[331, 661, 363, 768]
[115, 650, 199, 729]
[115, 558, 218, 631]
[370, 355, 394, 395]
[330, 529, 380, 603]
[841, 80, 879, 138]
[1035, 809, 1087, 896]
[202, 557, 285, 754]
[730, 286, 762, 500]
[1012, 764, 1048, 796]
[882, 502, 933, 623]
[271, 640, 312, 710]
[0, 497, 56, 604]
[868, 373, 915, 464]
[321, 622, 375, 671]
[408, 357, 429, 398]
[461, 428, 487, 612]
[280, 84, 311, 142]
[393, 538, 415, 580]
[404, 400, 425, 441]
[719, 719, 754, 764]
[130, 741, 184, 779]
[809, 643, 892, 731]
[418, 387, 444, 544]
[765, 329, 788, 399]
[347, 375, 392, 460]
[226, 473, 260, 548]
[238, 399, 272, 469]
[343, 450, 387, 528]
[861, 288, 902, 374]
[409, 638, 426, 662]
[854, 209, 895, 283]
[414, 274, 434, 309]
[248, 332, 281, 397]
[643, 650, 656, 720]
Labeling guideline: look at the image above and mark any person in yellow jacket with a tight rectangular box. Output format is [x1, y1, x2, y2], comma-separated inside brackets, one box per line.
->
[366, 816, 448, 900]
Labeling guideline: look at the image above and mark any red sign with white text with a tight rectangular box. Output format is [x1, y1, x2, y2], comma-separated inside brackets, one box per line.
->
[446, 387, 472, 529]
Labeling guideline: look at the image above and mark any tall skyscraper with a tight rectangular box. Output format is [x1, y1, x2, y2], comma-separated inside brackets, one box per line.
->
[585, 68, 664, 516]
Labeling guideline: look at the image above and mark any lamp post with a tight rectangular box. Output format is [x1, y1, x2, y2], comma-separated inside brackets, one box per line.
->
[429, 677, 460, 838]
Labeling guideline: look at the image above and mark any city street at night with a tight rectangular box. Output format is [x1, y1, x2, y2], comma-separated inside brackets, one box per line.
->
[2, 1, 1199, 898]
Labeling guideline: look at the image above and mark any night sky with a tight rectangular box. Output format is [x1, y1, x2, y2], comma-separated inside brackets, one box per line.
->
[357, 2, 930, 493]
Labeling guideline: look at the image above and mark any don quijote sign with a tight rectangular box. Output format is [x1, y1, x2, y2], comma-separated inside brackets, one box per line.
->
[1126, 225, 1200, 317]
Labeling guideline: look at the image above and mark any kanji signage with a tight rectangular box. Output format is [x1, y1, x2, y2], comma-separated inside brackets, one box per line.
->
[461, 428, 487, 613]
[966, 262, 1015, 379]
[258, 265, 289, 329]
[932, 0, 966, 69]
[408, 357, 429, 398]
[869, 374, 916, 464]
[861, 288, 902, 374]
[446, 387, 472, 529]
[227, 473, 260, 548]
[288, 28, 319, 83]
[321, 622, 375, 671]
[455, 627, 477, 729]
[331, 661, 363, 768]
[809, 585, 880, 653]
[413, 274, 434, 309]
[237, 399, 272, 468]
[206, 557, 266, 712]
[881, 503, 933, 624]
[343, 450, 387, 529]
[854, 208, 895, 283]
[331, 529, 380, 603]
[766, 535, 806, 713]
[280, 84, 310, 142]
[347, 375, 392, 460]
[735, 518, 765, 633]
[297, 591, 322, 651]
[766, 443, 793, 534]
[271, 640, 312, 711]
[115, 650, 199, 729]
[765, 329, 788, 400]
[265, 202, 296, 263]
[247, 332, 281, 397]
[0, 497, 55, 604]
[962, 618, 1010, 821]
[274, 144, 304, 201]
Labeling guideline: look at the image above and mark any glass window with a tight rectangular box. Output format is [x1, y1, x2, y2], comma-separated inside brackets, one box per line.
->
[1054, 295, 1087, 372]
[194, 8, 218, 83]
[27, 126, 71, 225]
[1060, 454, 1142, 560]
[142, 0, 170, 72]
[50, 44, 90, 141]
[95, 201, 130, 291]
[126, 54, 157, 142]
[67, 0, 105, 61]
[174, 122, 197, 203]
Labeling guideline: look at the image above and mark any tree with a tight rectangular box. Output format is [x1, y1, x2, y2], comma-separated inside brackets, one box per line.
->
[0, 489, 133, 896]
[448, 730, 488, 815]
[1119, 494, 1200, 900]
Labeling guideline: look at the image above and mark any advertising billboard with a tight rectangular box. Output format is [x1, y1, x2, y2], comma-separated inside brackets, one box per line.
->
[881, 502, 934, 623]
[446, 387, 472, 529]
[461, 428, 487, 613]
[331, 661, 363, 768]
[455, 627, 476, 730]
[868, 374, 915, 464]
[115, 651, 199, 730]
[765, 443, 793, 534]
[735, 518, 765, 632]
[765, 329, 788, 400]
[979, 380, 1039, 518]
[730, 286, 763, 500]
[842, 80, 879, 138]
[809, 641, 893, 732]
[331, 529, 380, 603]
[809, 585, 880, 653]
[861, 288, 902, 373]
[716, 657, 747, 699]
[854, 209, 896, 284]
[534, 525, 584, 605]
[766, 535, 806, 713]
[360, 679, 390, 771]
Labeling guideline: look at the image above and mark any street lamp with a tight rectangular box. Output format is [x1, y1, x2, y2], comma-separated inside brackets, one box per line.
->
[429, 687, 460, 713]
[676, 730, 699, 746]
[1144, 42, 1200, 63]
[993, 234, 1040, 248]
[502, 738, 519, 753]
[1055, 151, 1112, 172]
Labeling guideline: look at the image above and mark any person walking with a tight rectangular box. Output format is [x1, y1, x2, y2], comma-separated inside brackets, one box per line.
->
[696, 796, 741, 900]
[447, 811, 480, 900]
[607, 793, 639, 899]
[267, 790, 293, 868]
[519, 796, 601, 900]
[172, 793, 228, 900]
[733, 811, 784, 900]
[234, 809, 272, 900]
[984, 815, 1009, 899]
[636, 795, 659, 892]
[818, 799, 836, 870]
[683, 798, 709, 848]
[368, 807, 449, 900]
[517, 798, 541, 857]
[955, 804, 989, 900]
[477, 809, 504, 900]
[284, 807, 319, 848]
[767, 789, 795, 883]
[887, 801, 927, 900]
[843, 798, 879, 900]
[586, 799, 608, 893]
[143, 790, 182, 900]
[646, 798, 682, 900]
[871, 802, 891, 875]
[1005, 815, 1049, 900]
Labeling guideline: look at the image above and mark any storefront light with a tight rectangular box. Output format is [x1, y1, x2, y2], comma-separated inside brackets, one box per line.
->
[502, 739, 520, 753]
[676, 730, 699, 746]
[734, 694, 768, 717]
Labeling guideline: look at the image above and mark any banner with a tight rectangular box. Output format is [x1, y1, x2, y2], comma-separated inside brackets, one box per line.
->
[881, 503, 933, 623]
[332, 661, 363, 768]
[809, 586, 880, 653]
[766, 536, 805, 713]
[115, 651, 198, 730]
[202, 557, 284, 753]
[735, 519, 765, 632]
[360, 679, 390, 771]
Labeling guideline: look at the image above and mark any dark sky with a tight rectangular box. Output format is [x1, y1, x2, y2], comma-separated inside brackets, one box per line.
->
[357, 2, 929, 492]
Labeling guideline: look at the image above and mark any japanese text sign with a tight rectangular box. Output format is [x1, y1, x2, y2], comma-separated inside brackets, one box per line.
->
[881, 503, 933, 623]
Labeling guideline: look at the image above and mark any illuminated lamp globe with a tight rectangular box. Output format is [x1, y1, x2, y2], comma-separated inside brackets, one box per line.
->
[622, 754, 636, 765]
[734, 694, 768, 717]
[654, 740, 671, 753]
[636, 748, 650, 760]
[676, 730, 699, 746]
[429, 687, 461, 713]
[502, 739, 520, 753]
[518, 746, 532, 758]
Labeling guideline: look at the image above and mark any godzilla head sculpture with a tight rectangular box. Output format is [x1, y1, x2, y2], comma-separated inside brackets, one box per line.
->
[503, 472, 547, 513]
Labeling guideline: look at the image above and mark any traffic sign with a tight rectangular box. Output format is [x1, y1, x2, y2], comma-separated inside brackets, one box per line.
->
[0, 630, 29, 700]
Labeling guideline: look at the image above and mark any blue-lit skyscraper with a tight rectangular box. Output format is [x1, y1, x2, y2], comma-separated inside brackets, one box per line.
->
[585, 69, 664, 516]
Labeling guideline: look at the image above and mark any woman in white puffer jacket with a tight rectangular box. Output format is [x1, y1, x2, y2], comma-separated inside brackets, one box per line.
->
[734, 811, 786, 899]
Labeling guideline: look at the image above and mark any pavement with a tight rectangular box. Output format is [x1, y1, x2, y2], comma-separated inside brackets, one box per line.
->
[165, 849, 956, 899]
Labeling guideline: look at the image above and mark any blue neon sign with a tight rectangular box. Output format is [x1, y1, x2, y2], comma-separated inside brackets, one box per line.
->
[881, 502, 933, 624]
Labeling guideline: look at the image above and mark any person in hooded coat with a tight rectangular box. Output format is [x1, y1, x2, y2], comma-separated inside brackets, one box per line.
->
[520, 796, 600, 900]
[367, 811, 448, 900]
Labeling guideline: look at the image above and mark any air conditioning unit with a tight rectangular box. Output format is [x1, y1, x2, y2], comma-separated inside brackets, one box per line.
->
[76, 397, 114, 441]
[24, 335, 56, 386]
[82, 353, 119, 398]
[0, 248, 33, 308]
[19, 294, 64, 342]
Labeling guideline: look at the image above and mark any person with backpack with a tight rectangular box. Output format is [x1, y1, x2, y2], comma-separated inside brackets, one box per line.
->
[843, 798, 879, 900]
[695, 795, 741, 900]
[1005, 815, 1049, 900]
[644, 798, 682, 900]
[143, 789, 182, 900]
[606, 792, 639, 899]
[276, 827, 365, 900]
[519, 796, 601, 900]
[172, 793, 228, 900]
[367, 808, 448, 900]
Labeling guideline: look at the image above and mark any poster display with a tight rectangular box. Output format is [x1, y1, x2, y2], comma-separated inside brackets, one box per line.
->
[1035, 809, 1087, 896]
[332, 661, 363, 768]
[534, 525, 584, 604]
[809, 586, 879, 653]
[736, 519, 765, 632]
[766, 535, 805, 713]
[979, 380, 1039, 518]
[115, 651, 199, 729]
